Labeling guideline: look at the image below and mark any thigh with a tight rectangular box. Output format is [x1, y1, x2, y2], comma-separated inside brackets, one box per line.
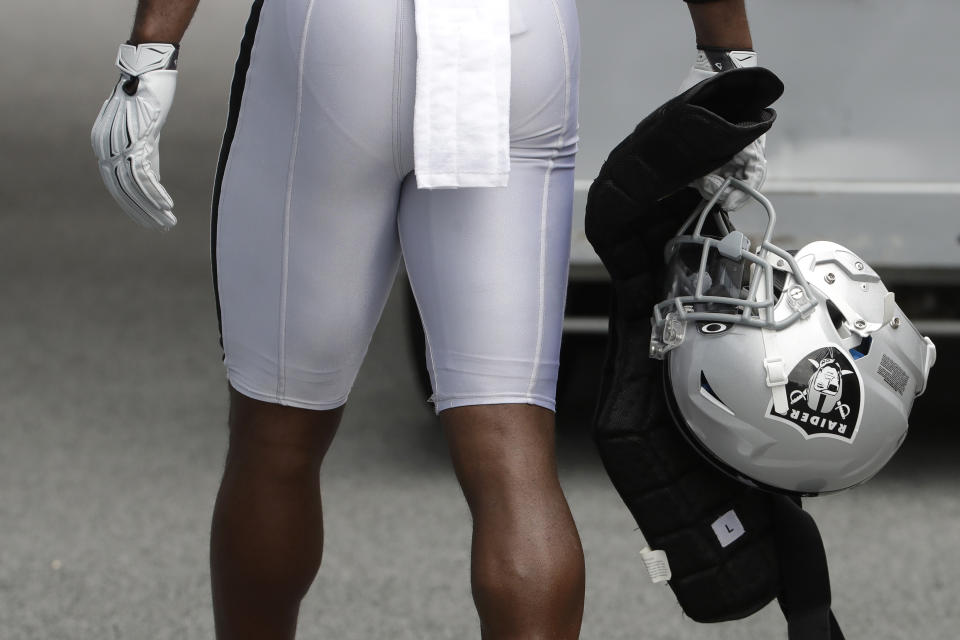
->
[213, 0, 411, 409]
[398, 0, 580, 413]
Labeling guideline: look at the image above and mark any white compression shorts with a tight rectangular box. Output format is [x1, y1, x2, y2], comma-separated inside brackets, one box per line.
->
[212, 0, 580, 413]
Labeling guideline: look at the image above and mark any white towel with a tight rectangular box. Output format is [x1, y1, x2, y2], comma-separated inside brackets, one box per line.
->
[413, 0, 512, 189]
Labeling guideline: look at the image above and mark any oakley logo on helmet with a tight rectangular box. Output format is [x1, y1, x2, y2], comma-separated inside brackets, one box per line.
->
[698, 322, 730, 334]
[766, 347, 863, 442]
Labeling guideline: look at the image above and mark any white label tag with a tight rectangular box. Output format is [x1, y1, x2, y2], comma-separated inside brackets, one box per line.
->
[711, 509, 746, 548]
[639, 546, 672, 584]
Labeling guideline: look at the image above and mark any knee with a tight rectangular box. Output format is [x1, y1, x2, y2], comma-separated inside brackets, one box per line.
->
[471, 507, 585, 586]
[226, 438, 321, 488]
[442, 403, 585, 588]
[225, 386, 342, 482]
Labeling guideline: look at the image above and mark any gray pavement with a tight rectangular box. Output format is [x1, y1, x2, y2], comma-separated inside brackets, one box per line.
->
[2, 2, 959, 638]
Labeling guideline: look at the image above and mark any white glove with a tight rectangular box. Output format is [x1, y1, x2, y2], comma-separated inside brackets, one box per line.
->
[91, 43, 179, 230]
[679, 49, 766, 211]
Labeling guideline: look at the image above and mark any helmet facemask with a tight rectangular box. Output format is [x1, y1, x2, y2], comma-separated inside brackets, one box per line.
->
[651, 177, 818, 360]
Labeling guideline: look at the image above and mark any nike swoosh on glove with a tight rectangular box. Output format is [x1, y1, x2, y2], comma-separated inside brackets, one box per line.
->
[91, 43, 178, 231]
[679, 49, 767, 211]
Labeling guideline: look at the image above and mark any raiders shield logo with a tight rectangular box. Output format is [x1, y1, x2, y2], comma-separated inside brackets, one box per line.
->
[765, 346, 863, 442]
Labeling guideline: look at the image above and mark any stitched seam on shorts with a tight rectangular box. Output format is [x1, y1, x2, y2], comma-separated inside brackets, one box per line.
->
[392, 0, 404, 181]
[278, 0, 318, 400]
[526, 164, 550, 398]
[526, 0, 571, 399]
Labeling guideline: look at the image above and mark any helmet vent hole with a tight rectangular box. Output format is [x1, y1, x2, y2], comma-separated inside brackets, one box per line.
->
[825, 300, 847, 332]
[699, 372, 735, 416]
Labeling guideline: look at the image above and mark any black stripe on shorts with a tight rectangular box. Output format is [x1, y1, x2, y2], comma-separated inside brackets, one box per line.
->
[211, 0, 266, 355]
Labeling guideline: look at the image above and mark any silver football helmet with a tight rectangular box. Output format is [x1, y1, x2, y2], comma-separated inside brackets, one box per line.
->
[651, 178, 937, 495]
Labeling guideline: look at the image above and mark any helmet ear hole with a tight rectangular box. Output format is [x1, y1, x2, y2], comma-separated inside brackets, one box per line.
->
[850, 335, 872, 360]
[825, 299, 846, 331]
[825, 299, 853, 339]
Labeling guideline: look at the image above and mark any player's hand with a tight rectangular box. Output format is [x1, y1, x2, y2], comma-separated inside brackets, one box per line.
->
[91, 43, 179, 230]
[678, 49, 765, 211]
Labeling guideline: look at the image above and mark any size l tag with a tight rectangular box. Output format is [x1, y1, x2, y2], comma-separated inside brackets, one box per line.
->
[711, 509, 746, 548]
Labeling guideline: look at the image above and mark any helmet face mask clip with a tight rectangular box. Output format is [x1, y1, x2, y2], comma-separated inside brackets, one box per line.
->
[650, 178, 936, 495]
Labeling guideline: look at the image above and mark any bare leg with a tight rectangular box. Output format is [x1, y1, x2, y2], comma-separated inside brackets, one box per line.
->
[441, 403, 585, 640]
[210, 386, 343, 640]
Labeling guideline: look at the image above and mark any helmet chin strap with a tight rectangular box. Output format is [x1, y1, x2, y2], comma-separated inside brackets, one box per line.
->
[763, 327, 790, 414]
[751, 251, 790, 414]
